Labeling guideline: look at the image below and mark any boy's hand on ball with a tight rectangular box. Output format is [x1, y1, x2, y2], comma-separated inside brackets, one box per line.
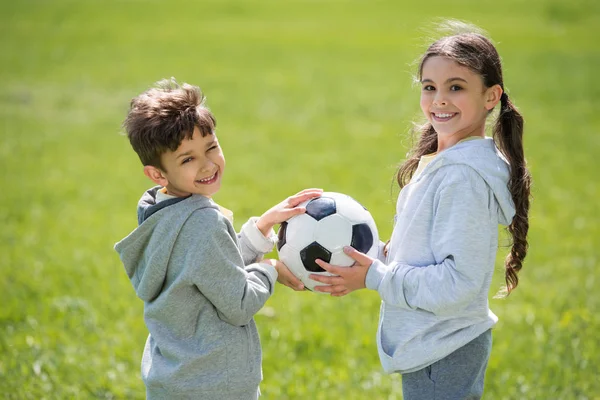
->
[256, 188, 323, 236]
[311, 247, 374, 296]
[265, 259, 305, 291]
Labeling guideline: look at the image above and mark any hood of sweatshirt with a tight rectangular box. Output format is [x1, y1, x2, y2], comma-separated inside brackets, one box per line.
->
[421, 137, 515, 226]
[115, 186, 217, 302]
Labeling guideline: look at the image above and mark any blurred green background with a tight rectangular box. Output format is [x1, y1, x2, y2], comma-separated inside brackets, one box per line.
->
[1, 0, 599, 399]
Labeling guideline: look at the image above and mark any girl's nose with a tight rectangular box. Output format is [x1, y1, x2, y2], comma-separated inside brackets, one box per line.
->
[433, 90, 448, 106]
[433, 94, 447, 106]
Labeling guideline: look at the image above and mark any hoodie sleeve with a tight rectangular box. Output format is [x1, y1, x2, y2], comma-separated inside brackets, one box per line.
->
[237, 217, 277, 265]
[366, 179, 493, 315]
[179, 209, 278, 326]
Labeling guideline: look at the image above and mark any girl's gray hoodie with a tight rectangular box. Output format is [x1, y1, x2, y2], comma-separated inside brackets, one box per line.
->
[366, 137, 516, 374]
[115, 187, 277, 399]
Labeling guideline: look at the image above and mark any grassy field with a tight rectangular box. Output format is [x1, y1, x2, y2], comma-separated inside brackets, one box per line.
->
[1, 0, 599, 398]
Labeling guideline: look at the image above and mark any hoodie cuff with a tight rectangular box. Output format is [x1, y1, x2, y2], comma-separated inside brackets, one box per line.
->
[366, 260, 414, 310]
[246, 262, 278, 294]
[376, 240, 387, 263]
[256, 263, 278, 292]
[241, 217, 277, 254]
[365, 259, 388, 291]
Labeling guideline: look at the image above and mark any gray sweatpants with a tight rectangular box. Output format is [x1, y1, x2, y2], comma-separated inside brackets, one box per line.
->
[402, 329, 492, 400]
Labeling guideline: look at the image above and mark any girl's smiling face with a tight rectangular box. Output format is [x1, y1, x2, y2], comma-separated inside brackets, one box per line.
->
[420, 56, 501, 150]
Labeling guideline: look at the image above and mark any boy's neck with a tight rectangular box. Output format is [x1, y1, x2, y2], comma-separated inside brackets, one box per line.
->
[156, 187, 179, 203]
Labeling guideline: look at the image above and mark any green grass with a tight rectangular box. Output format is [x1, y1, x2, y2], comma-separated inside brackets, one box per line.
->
[1, 0, 599, 398]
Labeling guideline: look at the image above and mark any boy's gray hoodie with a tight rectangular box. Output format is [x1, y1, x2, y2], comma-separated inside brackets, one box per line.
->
[366, 137, 516, 374]
[115, 187, 277, 399]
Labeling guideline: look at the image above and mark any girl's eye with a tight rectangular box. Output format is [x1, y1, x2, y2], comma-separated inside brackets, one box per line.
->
[450, 85, 463, 91]
[208, 145, 219, 151]
[182, 157, 193, 164]
[422, 85, 435, 91]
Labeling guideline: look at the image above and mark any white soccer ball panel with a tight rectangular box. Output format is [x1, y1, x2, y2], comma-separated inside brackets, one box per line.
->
[314, 214, 352, 252]
[330, 249, 354, 267]
[333, 194, 371, 224]
[285, 213, 318, 249]
[302, 270, 333, 292]
[278, 242, 309, 284]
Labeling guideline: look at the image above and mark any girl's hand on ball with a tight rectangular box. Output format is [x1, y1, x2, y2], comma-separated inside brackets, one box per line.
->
[383, 240, 391, 258]
[265, 259, 305, 291]
[310, 247, 374, 297]
[256, 188, 323, 236]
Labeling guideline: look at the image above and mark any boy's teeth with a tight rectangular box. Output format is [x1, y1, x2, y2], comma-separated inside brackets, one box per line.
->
[435, 113, 453, 118]
[199, 173, 215, 182]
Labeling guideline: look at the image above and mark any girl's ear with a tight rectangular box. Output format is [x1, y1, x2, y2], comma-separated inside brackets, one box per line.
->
[143, 165, 169, 187]
[485, 84, 503, 111]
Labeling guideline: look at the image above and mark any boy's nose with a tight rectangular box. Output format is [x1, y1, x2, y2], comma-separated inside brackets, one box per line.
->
[201, 160, 214, 172]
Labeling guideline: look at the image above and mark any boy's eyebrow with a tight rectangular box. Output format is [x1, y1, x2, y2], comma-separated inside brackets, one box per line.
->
[421, 77, 468, 84]
[175, 139, 218, 158]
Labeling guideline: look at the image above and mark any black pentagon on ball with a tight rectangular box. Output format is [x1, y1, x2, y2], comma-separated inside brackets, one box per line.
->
[276, 221, 287, 251]
[351, 223, 374, 254]
[305, 196, 336, 221]
[300, 242, 331, 273]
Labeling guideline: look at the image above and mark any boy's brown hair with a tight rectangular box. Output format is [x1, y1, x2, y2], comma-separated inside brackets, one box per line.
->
[123, 78, 217, 169]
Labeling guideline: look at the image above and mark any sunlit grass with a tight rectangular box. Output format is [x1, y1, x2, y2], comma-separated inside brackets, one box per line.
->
[1, 0, 599, 398]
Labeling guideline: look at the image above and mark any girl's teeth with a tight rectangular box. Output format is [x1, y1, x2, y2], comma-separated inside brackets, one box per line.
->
[435, 113, 453, 118]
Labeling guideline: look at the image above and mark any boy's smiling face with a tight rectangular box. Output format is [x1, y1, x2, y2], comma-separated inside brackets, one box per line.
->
[144, 126, 225, 198]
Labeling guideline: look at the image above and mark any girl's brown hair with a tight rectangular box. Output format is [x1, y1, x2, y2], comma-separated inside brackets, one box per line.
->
[397, 27, 532, 295]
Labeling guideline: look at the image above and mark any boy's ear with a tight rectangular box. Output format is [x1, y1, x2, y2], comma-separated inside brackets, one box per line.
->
[485, 84, 503, 111]
[143, 165, 169, 187]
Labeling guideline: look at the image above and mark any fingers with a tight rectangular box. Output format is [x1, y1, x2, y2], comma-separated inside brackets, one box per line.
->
[281, 279, 305, 291]
[309, 273, 345, 286]
[275, 260, 305, 291]
[331, 289, 350, 297]
[285, 206, 307, 217]
[287, 188, 323, 207]
[313, 284, 349, 296]
[284, 273, 305, 291]
[314, 259, 344, 276]
[343, 246, 374, 267]
[273, 206, 306, 224]
[294, 188, 323, 197]
[310, 262, 349, 295]
[279, 275, 304, 291]
[310, 256, 369, 295]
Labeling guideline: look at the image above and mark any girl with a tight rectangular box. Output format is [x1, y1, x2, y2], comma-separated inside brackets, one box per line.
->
[310, 25, 532, 400]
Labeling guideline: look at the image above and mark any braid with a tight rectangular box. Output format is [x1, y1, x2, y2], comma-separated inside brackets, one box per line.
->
[396, 124, 437, 188]
[494, 93, 532, 295]
[407, 28, 532, 295]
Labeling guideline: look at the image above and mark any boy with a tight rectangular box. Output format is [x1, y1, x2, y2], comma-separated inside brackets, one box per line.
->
[115, 78, 320, 399]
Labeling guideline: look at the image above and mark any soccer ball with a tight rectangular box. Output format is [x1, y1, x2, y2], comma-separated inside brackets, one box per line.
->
[277, 192, 379, 291]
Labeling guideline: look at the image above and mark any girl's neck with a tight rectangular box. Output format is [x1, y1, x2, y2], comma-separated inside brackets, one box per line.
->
[437, 132, 485, 153]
